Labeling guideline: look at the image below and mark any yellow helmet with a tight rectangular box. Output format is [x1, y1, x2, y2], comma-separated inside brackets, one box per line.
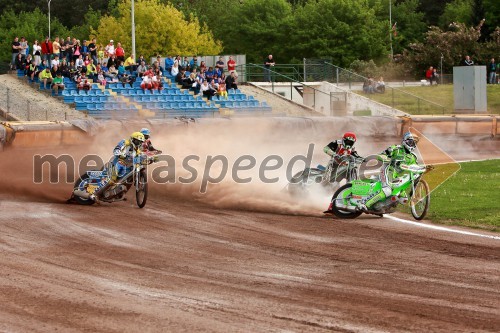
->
[130, 132, 145, 148]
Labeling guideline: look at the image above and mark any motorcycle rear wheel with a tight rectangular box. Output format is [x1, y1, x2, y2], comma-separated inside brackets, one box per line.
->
[331, 183, 362, 219]
[410, 179, 430, 220]
[73, 174, 95, 206]
[136, 170, 148, 208]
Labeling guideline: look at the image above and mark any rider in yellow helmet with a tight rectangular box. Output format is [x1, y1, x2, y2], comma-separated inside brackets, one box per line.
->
[111, 132, 145, 182]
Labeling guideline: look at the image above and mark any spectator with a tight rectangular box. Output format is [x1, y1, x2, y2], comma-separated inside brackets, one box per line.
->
[225, 71, 238, 90]
[88, 38, 98, 65]
[86, 61, 97, 81]
[72, 40, 82, 62]
[215, 56, 225, 76]
[463, 55, 474, 66]
[51, 55, 60, 68]
[52, 36, 61, 59]
[32, 40, 42, 66]
[97, 70, 107, 86]
[51, 64, 62, 78]
[41, 36, 53, 67]
[205, 66, 215, 81]
[181, 56, 190, 71]
[124, 54, 138, 74]
[105, 40, 115, 57]
[190, 56, 199, 71]
[116, 61, 126, 79]
[75, 55, 84, 70]
[98, 44, 105, 64]
[60, 59, 70, 78]
[120, 73, 136, 88]
[432, 68, 439, 85]
[115, 42, 125, 63]
[425, 66, 435, 85]
[107, 64, 119, 80]
[68, 60, 79, 80]
[488, 58, 497, 84]
[140, 73, 153, 92]
[176, 69, 186, 85]
[165, 55, 174, 72]
[81, 40, 89, 58]
[201, 80, 216, 100]
[217, 81, 228, 100]
[19, 37, 29, 58]
[152, 74, 163, 90]
[83, 54, 91, 67]
[137, 61, 147, 77]
[107, 54, 118, 69]
[171, 62, 179, 77]
[264, 54, 275, 82]
[363, 77, 375, 94]
[14, 53, 25, 70]
[11, 37, 21, 70]
[39, 67, 53, 89]
[375, 76, 386, 93]
[51, 73, 65, 94]
[63, 36, 73, 63]
[227, 55, 237, 77]
[199, 60, 207, 73]
[137, 54, 146, 65]
[27, 60, 38, 82]
[76, 72, 91, 91]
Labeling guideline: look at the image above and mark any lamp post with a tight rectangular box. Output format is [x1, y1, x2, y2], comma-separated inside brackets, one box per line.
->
[48, 0, 52, 39]
[131, 0, 136, 60]
[389, 0, 393, 61]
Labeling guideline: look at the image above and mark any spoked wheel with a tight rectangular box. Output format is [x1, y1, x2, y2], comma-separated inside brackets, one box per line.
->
[330, 183, 362, 219]
[73, 174, 95, 205]
[410, 179, 430, 220]
[136, 170, 148, 208]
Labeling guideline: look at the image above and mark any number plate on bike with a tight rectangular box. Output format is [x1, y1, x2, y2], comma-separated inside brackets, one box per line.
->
[352, 180, 379, 196]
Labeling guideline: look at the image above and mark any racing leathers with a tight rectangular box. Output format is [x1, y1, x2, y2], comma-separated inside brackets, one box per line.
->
[323, 140, 362, 182]
[360, 144, 419, 209]
[112, 138, 140, 182]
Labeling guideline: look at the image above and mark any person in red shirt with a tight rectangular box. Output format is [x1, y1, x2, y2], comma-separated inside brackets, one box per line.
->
[425, 66, 434, 85]
[227, 55, 237, 77]
[115, 42, 125, 63]
[41, 36, 53, 67]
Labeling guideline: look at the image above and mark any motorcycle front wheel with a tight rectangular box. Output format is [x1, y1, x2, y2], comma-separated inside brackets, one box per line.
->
[136, 170, 148, 208]
[410, 179, 430, 220]
[73, 174, 95, 205]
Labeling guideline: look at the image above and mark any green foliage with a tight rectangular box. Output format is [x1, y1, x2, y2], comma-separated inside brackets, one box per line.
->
[0, 9, 70, 65]
[222, 0, 293, 63]
[439, 0, 473, 27]
[93, 0, 222, 59]
[70, 7, 102, 42]
[288, 0, 387, 67]
[391, 0, 427, 54]
[405, 23, 483, 73]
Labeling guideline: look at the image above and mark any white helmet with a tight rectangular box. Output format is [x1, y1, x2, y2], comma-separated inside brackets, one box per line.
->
[402, 132, 418, 152]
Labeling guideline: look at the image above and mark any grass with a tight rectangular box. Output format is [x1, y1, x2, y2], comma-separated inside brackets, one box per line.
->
[360, 84, 500, 115]
[422, 159, 500, 231]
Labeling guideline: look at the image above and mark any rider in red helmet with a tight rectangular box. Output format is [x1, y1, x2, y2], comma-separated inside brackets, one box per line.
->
[323, 132, 362, 180]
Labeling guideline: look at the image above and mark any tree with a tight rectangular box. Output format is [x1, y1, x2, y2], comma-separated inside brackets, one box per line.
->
[288, 0, 387, 67]
[92, 0, 222, 59]
[439, 0, 472, 28]
[0, 8, 70, 65]
[221, 0, 293, 63]
[391, 0, 427, 54]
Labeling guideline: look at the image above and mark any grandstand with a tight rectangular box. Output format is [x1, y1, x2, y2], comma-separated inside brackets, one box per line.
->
[16, 69, 272, 119]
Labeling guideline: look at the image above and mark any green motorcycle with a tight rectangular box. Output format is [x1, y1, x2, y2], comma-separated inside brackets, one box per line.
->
[329, 162, 431, 220]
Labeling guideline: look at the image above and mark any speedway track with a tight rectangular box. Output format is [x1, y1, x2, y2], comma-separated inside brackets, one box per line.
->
[0, 119, 499, 332]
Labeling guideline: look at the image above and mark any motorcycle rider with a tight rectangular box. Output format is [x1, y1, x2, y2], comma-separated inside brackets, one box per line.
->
[111, 131, 146, 183]
[323, 132, 362, 182]
[140, 128, 161, 153]
[356, 131, 420, 211]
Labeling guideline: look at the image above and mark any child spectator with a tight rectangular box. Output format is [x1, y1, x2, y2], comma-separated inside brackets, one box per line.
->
[76, 72, 91, 91]
[97, 70, 107, 86]
[51, 73, 65, 93]
[120, 73, 136, 88]
[140, 73, 153, 92]
[217, 81, 228, 100]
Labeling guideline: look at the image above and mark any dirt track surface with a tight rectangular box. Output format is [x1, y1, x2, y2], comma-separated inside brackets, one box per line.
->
[1, 119, 499, 332]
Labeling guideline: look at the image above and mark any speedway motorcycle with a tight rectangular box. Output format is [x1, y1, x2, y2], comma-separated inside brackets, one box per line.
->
[328, 162, 432, 220]
[70, 150, 160, 208]
[287, 154, 363, 195]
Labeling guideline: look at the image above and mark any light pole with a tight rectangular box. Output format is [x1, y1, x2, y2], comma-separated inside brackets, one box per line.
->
[389, 0, 393, 60]
[131, 0, 136, 59]
[440, 54, 444, 85]
[48, 0, 52, 39]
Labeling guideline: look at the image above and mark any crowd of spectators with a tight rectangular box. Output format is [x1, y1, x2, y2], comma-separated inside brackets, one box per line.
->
[11, 35, 242, 98]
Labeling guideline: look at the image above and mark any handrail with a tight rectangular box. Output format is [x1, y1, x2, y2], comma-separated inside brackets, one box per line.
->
[323, 61, 450, 115]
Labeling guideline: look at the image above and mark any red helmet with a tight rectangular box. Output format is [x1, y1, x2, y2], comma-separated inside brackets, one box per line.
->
[342, 132, 357, 148]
